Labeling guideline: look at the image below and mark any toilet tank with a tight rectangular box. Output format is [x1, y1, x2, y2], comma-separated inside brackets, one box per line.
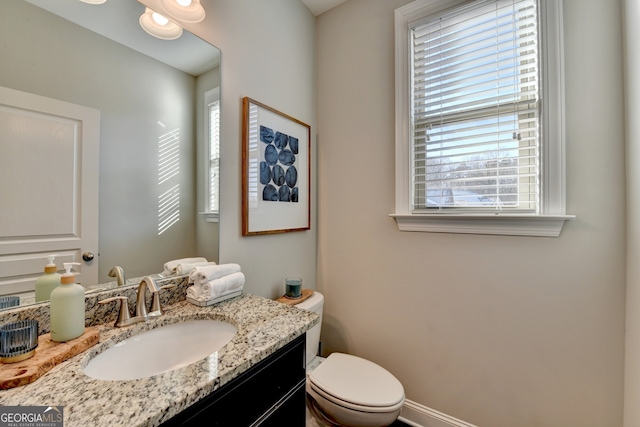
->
[295, 291, 323, 363]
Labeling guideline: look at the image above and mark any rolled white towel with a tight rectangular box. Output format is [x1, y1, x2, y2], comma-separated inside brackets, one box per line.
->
[186, 285, 204, 300]
[176, 261, 216, 276]
[163, 257, 208, 276]
[189, 263, 242, 284]
[202, 272, 245, 299]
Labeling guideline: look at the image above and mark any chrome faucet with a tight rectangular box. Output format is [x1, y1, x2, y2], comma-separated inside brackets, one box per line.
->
[99, 276, 173, 327]
[135, 276, 160, 319]
[108, 266, 126, 287]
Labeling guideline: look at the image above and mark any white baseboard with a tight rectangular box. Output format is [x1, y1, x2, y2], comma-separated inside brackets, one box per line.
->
[398, 399, 479, 427]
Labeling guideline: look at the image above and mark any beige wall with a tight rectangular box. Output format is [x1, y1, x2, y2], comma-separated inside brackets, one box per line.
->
[316, 1, 626, 426]
[624, 0, 640, 425]
[143, 0, 318, 298]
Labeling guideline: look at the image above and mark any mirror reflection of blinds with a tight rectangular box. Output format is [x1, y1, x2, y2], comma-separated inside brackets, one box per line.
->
[209, 99, 220, 213]
[411, 0, 539, 212]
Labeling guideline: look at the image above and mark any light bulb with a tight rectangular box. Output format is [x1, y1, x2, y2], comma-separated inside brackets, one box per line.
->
[160, 0, 205, 23]
[139, 7, 183, 40]
[152, 12, 170, 26]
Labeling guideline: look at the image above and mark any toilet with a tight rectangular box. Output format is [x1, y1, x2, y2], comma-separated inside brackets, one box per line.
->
[296, 292, 405, 427]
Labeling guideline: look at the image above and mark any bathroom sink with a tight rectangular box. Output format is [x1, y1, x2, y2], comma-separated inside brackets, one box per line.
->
[83, 319, 237, 381]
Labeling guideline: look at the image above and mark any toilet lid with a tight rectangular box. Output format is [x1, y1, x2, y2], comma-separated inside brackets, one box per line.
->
[308, 353, 404, 409]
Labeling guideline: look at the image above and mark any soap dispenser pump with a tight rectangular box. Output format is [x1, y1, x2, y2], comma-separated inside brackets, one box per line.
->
[35, 254, 61, 302]
[50, 262, 85, 342]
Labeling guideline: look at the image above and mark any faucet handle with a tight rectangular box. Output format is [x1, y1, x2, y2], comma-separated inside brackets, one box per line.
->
[99, 296, 132, 327]
[149, 284, 176, 316]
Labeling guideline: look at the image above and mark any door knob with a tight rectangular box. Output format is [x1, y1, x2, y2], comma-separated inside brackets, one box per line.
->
[82, 252, 95, 262]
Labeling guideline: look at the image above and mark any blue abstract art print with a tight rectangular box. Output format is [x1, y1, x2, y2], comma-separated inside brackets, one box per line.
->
[242, 97, 311, 236]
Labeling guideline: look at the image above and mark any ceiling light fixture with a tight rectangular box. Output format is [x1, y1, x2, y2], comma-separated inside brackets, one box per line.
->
[139, 7, 183, 40]
[79, 0, 107, 4]
[159, 0, 206, 23]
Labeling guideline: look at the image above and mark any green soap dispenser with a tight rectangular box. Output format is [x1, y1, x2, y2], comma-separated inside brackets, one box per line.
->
[50, 262, 85, 342]
[35, 254, 61, 302]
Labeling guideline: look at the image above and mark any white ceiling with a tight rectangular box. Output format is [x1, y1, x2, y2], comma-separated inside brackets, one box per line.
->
[300, 0, 349, 16]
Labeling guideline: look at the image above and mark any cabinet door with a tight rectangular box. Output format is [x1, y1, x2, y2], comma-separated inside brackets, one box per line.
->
[163, 334, 306, 427]
[254, 382, 306, 427]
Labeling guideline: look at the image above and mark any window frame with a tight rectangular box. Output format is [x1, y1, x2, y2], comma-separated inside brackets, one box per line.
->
[391, 0, 574, 237]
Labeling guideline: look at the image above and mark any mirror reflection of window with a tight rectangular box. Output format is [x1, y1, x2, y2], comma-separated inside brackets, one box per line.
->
[205, 87, 220, 222]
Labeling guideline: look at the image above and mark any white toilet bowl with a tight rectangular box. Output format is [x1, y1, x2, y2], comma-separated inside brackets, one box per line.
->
[296, 292, 405, 427]
[307, 352, 404, 426]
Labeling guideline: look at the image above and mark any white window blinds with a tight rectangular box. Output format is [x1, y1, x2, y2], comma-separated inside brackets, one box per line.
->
[411, 0, 539, 212]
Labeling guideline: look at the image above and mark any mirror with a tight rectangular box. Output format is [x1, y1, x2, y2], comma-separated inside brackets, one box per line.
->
[0, 0, 220, 307]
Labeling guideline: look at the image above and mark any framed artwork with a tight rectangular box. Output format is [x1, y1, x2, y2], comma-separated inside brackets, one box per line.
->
[241, 97, 311, 236]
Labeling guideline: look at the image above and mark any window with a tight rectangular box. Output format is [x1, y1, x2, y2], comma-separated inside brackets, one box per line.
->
[203, 87, 220, 222]
[392, 0, 573, 236]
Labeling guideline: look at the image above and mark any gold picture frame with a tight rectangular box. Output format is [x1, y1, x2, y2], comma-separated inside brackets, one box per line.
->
[241, 97, 311, 236]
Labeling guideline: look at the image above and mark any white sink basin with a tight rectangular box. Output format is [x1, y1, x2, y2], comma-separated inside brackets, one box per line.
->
[84, 319, 237, 381]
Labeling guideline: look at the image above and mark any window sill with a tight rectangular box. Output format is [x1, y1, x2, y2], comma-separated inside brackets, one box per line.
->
[199, 212, 219, 223]
[389, 213, 575, 237]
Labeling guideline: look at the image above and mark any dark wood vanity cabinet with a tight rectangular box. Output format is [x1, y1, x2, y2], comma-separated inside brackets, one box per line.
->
[160, 333, 306, 427]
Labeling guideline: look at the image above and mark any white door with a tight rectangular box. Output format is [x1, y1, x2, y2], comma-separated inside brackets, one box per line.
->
[0, 86, 99, 295]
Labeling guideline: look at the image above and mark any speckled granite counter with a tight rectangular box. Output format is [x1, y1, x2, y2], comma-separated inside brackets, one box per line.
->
[0, 293, 318, 427]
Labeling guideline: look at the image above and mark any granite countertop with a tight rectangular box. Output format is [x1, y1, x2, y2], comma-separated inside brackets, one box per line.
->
[0, 293, 318, 427]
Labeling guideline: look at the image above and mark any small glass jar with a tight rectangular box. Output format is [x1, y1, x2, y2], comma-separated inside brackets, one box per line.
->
[285, 277, 302, 299]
